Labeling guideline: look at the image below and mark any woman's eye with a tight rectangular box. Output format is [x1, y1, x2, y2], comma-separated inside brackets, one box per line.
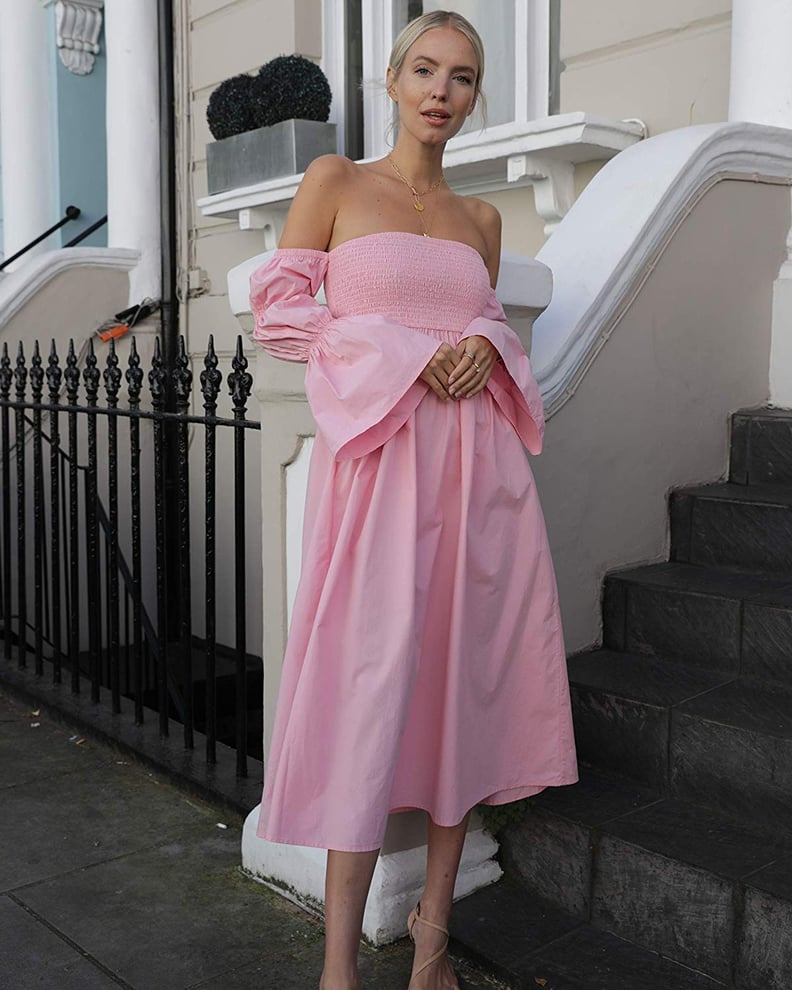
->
[455, 75, 472, 85]
[415, 66, 430, 75]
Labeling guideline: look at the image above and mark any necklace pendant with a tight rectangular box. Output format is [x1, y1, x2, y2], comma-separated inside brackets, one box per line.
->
[423, 232, 430, 237]
[413, 201, 425, 212]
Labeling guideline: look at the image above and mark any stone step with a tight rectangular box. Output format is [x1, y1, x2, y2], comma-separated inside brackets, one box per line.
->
[568, 651, 792, 834]
[449, 875, 727, 990]
[671, 677, 792, 834]
[670, 482, 792, 573]
[495, 771, 792, 988]
[568, 649, 731, 790]
[730, 408, 792, 485]
[602, 561, 792, 684]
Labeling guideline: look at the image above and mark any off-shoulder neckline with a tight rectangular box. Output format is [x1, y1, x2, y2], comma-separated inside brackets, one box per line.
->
[277, 230, 487, 268]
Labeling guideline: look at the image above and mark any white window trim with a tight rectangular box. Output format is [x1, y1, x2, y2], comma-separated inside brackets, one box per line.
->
[325, 0, 553, 160]
[321, 0, 347, 159]
[361, 0, 393, 159]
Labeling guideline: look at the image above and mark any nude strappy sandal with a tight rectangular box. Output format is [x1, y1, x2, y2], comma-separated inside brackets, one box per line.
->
[406, 900, 452, 985]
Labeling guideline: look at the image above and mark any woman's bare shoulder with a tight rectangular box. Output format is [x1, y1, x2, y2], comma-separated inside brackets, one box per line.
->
[302, 153, 357, 183]
[462, 195, 501, 239]
[459, 195, 502, 285]
[280, 155, 357, 250]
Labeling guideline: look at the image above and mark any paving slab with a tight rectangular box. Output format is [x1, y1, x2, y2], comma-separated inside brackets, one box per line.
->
[0, 693, 116, 789]
[0, 747, 223, 892]
[0, 687, 506, 990]
[0, 895, 122, 990]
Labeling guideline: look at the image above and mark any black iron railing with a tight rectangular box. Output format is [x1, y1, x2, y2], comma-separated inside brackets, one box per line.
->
[0, 334, 261, 777]
[63, 214, 108, 248]
[0, 206, 83, 272]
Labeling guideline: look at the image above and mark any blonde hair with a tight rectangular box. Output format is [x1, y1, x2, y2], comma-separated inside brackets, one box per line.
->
[388, 10, 487, 126]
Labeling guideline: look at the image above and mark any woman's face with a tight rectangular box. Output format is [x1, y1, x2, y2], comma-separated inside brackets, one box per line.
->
[388, 26, 479, 146]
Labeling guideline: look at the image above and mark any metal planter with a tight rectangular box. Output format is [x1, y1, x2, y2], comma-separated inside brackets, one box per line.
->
[206, 119, 337, 194]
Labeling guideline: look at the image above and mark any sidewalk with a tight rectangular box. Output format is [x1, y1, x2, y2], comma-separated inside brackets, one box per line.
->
[0, 687, 505, 990]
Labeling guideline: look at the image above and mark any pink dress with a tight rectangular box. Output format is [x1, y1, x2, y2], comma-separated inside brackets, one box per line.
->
[250, 231, 577, 852]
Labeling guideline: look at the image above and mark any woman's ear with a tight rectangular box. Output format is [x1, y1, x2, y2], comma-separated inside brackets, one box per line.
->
[386, 66, 398, 101]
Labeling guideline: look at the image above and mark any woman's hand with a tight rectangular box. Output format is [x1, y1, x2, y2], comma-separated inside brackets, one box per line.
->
[419, 342, 459, 400]
[447, 336, 498, 399]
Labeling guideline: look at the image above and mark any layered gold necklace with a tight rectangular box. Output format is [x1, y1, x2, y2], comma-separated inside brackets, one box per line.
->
[387, 155, 446, 237]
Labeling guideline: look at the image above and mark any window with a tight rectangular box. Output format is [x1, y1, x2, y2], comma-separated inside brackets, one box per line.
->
[322, 0, 554, 161]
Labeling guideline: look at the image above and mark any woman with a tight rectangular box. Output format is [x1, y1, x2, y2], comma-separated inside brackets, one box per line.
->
[249, 11, 577, 990]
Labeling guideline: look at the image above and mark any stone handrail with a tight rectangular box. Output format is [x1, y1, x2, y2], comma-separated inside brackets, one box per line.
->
[533, 121, 792, 416]
[0, 246, 138, 329]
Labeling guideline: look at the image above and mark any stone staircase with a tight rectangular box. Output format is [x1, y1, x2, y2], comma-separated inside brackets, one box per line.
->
[449, 408, 792, 990]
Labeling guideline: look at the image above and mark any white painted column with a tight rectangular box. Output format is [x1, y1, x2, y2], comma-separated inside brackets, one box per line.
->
[0, 2, 58, 265]
[104, 0, 161, 302]
[729, 0, 792, 127]
[769, 191, 792, 407]
[730, 1, 792, 405]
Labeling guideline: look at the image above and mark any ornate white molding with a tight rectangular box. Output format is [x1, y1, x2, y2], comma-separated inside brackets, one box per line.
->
[43, 0, 104, 75]
[533, 121, 792, 416]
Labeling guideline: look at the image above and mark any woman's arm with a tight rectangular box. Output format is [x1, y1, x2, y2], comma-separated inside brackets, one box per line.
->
[478, 200, 503, 290]
[278, 154, 350, 251]
[447, 200, 502, 398]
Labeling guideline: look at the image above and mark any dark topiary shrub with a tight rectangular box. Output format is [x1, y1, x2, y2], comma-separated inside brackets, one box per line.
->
[206, 73, 259, 140]
[254, 55, 332, 128]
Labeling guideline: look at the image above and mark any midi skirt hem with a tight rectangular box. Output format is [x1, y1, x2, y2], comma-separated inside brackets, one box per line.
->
[256, 769, 580, 853]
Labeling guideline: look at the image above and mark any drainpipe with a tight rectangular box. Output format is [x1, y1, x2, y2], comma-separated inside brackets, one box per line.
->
[156, 0, 182, 645]
[158, 0, 179, 370]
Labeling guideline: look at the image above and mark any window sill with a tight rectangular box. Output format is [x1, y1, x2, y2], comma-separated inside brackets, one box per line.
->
[196, 111, 645, 241]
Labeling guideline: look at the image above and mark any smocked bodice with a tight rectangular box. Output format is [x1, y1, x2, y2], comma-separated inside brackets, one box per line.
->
[323, 231, 491, 332]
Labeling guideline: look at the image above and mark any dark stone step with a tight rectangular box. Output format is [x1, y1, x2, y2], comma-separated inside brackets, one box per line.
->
[449, 876, 726, 990]
[568, 649, 732, 789]
[738, 858, 792, 989]
[730, 408, 792, 485]
[569, 651, 792, 836]
[496, 771, 792, 987]
[670, 482, 792, 573]
[603, 561, 792, 685]
[671, 679, 792, 835]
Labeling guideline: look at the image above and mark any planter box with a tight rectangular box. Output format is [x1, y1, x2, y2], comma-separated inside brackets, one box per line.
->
[206, 119, 337, 194]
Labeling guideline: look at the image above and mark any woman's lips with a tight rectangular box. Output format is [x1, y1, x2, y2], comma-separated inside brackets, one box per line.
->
[421, 110, 451, 126]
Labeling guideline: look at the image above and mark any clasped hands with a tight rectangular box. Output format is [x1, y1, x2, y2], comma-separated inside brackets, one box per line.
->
[419, 336, 497, 401]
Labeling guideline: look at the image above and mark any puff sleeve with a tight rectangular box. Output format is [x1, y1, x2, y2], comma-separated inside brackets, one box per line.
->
[458, 287, 546, 455]
[250, 249, 441, 461]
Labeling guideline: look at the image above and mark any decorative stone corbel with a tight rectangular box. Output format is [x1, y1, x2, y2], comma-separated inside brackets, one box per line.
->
[507, 154, 575, 236]
[42, 0, 104, 76]
[238, 206, 290, 250]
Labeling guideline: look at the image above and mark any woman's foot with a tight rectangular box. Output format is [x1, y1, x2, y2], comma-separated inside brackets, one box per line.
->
[407, 902, 460, 989]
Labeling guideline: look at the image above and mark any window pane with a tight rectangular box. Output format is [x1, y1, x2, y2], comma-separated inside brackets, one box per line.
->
[345, 0, 364, 160]
[393, 0, 515, 130]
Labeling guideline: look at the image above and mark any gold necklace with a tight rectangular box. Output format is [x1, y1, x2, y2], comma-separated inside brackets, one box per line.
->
[387, 155, 446, 237]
